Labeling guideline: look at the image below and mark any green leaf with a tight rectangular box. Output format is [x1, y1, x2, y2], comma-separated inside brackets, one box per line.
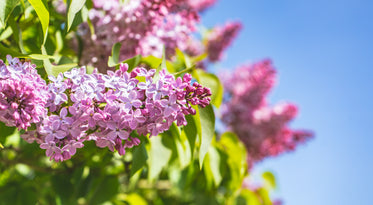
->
[184, 115, 197, 157]
[203, 146, 222, 187]
[8, 17, 26, 54]
[148, 136, 172, 180]
[67, 0, 86, 31]
[50, 63, 77, 76]
[198, 104, 215, 168]
[107, 42, 122, 67]
[217, 132, 248, 191]
[123, 54, 142, 71]
[28, 0, 49, 44]
[140, 55, 162, 68]
[89, 175, 119, 205]
[0, 121, 16, 140]
[197, 70, 224, 108]
[130, 142, 148, 177]
[0, 44, 53, 60]
[237, 189, 261, 205]
[41, 45, 53, 76]
[262, 171, 277, 190]
[0, 26, 13, 40]
[0, 0, 20, 26]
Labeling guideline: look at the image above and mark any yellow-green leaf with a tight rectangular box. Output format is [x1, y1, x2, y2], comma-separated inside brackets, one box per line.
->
[28, 0, 49, 44]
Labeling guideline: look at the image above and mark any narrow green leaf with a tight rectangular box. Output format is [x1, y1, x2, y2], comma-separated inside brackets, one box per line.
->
[0, 0, 20, 26]
[0, 44, 53, 60]
[197, 70, 224, 108]
[28, 0, 49, 44]
[130, 142, 148, 177]
[67, 0, 86, 32]
[148, 136, 172, 180]
[191, 53, 207, 64]
[108, 42, 121, 67]
[51, 63, 77, 76]
[198, 104, 215, 168]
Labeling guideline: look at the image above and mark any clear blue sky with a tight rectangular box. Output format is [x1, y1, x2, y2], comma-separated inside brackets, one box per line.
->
[202, 0, 373, 204]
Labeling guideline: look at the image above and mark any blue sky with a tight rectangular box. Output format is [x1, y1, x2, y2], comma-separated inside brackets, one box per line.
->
[202, 0, 373, 204]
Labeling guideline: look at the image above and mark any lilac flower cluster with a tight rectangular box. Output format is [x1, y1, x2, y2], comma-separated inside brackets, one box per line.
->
[0, 55, 49, 130]
[75, 0, 202, 71]
[184, 21, 242, 69]
[188, 0, 217, 12]
[206, 21, 242, 62]
[221, 60, 313, 168]
[1, 56, 210, 162]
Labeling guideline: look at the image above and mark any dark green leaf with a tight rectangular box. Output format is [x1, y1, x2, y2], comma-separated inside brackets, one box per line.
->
[130, 142, 148, 176]
[89, 175, 119, 205]
[0, 0, 20, 26]
[184, 115, 197, 157]
[8, 18, 26, 53]
[0, 121, 16, 141]
[198, 104, 215, 168]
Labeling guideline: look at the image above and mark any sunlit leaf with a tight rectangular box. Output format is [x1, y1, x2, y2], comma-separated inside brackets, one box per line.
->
[28, 0, 49, 44]
[262, 171, 277, 190]
[197, 69, 224, 108]
[0, 44, 53, 60]
[67, 0, 86, 31]
[50, 63, 77, 76]
[203, 146, 222, 187]
[108, 42, 121, 67]
[148, 135, 172, 180]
